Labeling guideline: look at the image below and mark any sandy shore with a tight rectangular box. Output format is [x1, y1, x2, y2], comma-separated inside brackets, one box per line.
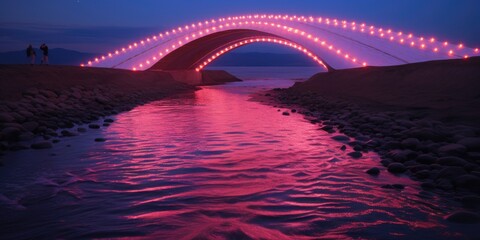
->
[0, 65, 238, 151]
[266, 57, 480, 223]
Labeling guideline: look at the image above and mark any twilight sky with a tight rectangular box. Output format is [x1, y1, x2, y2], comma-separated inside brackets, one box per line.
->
[1, 0, 479, 53]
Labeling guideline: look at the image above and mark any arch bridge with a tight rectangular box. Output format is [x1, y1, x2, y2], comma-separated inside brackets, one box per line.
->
[83, 14, 479, 72]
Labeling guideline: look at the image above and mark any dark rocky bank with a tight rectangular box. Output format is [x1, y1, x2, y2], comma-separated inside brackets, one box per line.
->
[0, 65, 238, 153]
[267, 58, 480, 223]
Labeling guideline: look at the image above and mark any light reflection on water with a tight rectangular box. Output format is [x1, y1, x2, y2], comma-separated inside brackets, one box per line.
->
[0, 79, 473, 239]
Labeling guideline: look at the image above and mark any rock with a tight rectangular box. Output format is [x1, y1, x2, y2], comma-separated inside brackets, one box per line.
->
[403, 128, 446, 141]
[95, 96, 109, 105]
[403, 160, 417, 167]
[103, 123, 110, 127]
[416, 154, 436, 164]
[321, 125, 334, 132]
[421, 182, 435, 189]
[437, 156, 469, 167]
[22, 122, 39, 132]
[77, 127, 87, 133]
[291, 109, 297, 113]
[23, 87, 39, 97]
[39, 89, 58, 98]
[414, 170, 430, 179]
[445, 211, 480, 224]
[401, 138, 420, 149]
[31, 141, 53, 149]
[460, 196, 480, 209]
[366, 167, 380, 175]
[332, 135, 350, 142]
[18, 110, 34, 118]
[454, 174, 480, 190]
[52, 139, 60, 143]
[340, 145, 347, 151]
[282, 111, 290, 116]
[1, 127, 21, 140]
[18, 132, 35, 141]
[88, 124, 100, 129]
[61, 130, 78, 137]
[9, 143, 29, 151]
[435, 178, 454, 190]
[10, 112, 25, 122]
[392, 184, 405, 190]
[387, 149, 417, 163]
[387, 163, 407, 173]
[408, 164, 429, 173]
[436, 166, 467, 179]
[457, 138, 480, 151]
[103, 118, 114, 123]
[437, 144, 467, 156]
[381, 184, 405, 190]
[0, 112, 15, 122]
[380, 159, 392, 167]
[94, 138, 106, 142]
[347, 151, 363, 159]
[353, 145, 363, 151]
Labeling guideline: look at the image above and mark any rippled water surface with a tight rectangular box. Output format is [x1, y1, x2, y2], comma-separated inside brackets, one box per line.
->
[0, 78, 475, 239]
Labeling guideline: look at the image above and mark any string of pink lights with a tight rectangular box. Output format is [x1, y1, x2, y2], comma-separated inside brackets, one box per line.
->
[194, 37, 328, 72]
[130, 19, 363, 71]
[81, 14, 479, 71]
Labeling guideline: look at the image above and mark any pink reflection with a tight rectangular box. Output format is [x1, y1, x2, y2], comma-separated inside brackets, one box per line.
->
[92, 83, 451, 238]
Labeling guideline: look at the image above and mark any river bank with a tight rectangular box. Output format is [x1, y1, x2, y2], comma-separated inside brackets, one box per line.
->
[0, 65, 239, 152]
[264, 57, 480, 223]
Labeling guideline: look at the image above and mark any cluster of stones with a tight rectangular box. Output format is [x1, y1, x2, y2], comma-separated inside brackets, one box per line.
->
[0, 86, 171, 152]
[271, 89, 480, 223]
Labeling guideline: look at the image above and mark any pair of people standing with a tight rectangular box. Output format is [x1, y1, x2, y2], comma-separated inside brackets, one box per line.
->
[26, 43, 48, 65]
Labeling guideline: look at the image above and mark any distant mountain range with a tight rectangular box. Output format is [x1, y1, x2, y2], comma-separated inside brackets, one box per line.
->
[0, 48, 97, 66]
[0, 49, 318, 67]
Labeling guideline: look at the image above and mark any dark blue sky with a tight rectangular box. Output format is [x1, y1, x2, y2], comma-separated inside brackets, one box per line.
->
[1, 0, 479, 53]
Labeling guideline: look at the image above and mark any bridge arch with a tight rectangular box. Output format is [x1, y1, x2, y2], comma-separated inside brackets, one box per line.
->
[83, 14, 479, 71]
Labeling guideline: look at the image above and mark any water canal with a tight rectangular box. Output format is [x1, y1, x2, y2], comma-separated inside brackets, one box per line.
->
[0, 68, 474, 239]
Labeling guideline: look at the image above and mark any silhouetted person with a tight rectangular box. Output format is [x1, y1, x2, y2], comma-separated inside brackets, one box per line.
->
[40, 43, 49, 65]
[26, 44, 35, 65]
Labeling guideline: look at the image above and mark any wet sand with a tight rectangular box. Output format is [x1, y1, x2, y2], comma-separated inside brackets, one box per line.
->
[264, 57, 480, 223]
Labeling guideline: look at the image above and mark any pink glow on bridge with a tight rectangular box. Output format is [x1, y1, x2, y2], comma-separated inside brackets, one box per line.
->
[194, 37, 329, 72]
[82, 14, 480, 71]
